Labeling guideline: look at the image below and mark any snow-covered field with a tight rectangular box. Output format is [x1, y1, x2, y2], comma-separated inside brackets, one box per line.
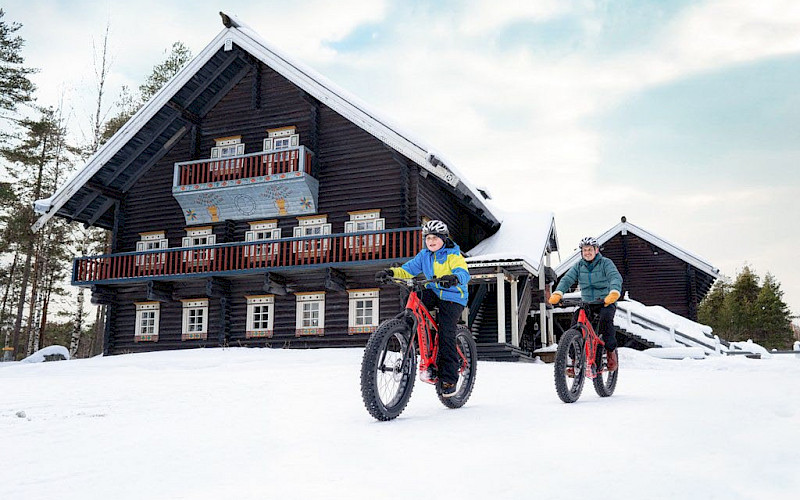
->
[2, 347, 799, 500]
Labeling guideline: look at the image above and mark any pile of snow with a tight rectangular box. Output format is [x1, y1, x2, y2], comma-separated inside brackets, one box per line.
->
[20, 345, 70, 363]
[3, 347, 799, 499]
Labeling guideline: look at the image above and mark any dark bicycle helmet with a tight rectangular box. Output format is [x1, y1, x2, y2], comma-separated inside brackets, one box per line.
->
[579, 236, 598, 248]
[422, 220, 449, 237]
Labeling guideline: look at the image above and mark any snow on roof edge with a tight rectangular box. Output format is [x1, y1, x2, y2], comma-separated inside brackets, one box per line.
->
[554, 220, 720, 278]
[33, 14, 500, 231]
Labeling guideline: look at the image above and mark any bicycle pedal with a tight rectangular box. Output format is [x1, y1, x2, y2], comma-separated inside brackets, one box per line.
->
[419, 369, 438, 385]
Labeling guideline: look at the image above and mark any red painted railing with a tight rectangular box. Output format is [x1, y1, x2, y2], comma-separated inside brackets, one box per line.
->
[73, 228, 422, 284]
[174, 146, 313, 186]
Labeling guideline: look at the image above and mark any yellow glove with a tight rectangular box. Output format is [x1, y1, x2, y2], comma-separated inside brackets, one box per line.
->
[604, 290, 621, 306]
[547, 291, 562, 305]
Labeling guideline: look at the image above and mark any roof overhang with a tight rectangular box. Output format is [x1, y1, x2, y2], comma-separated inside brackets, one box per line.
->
[554, 220, 720, 279]
[33, 13, 499, 232]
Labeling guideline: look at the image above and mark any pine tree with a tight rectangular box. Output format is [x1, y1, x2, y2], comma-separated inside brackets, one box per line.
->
[753, 273, 793, 350]
[698, 278, 730, 336]
[724, 266, 760, 342]
[0, 9, 36, 116]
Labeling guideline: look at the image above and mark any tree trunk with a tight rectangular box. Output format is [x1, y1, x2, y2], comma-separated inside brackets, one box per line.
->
[1, 252, 19, 348]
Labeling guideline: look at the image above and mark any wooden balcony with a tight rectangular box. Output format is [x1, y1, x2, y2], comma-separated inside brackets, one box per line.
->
[73, 228, 422, 285]
[173, 146, 314, 187]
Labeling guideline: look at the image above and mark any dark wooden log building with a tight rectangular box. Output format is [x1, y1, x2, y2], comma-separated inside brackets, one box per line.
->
[554, 217, 720, 321]
[33, 14, 503, 355]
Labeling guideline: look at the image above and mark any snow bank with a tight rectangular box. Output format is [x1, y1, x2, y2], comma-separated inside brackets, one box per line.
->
[20, 345, 70, 363]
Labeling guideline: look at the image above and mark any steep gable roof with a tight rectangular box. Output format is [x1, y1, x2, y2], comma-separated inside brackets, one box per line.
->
[33, 13, 499, 232]
[554, 217, 720, 279]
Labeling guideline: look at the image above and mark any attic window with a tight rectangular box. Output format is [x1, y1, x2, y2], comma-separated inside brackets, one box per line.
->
[211, 136, 244, 159]
[264, 126, 299, 151]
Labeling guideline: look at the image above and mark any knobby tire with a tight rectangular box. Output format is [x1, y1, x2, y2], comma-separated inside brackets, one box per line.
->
[360, 318, 416, 421]
[554, 329, 586, 403]
[593, 345, 618, 397]
[436, 326, 478, 408]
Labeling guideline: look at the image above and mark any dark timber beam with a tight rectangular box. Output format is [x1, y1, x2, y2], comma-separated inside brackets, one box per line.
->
[205, 277, 231, 298]
[105, 108, 181, 186]
[166, 101, 202, 125]
[86, 181, 125, 200]
[121, 125, 189, 192]
[182, 50, 242, 106]
[198, 63, 251, 117]
[70, 191, 100, 219]
[146, 281, 174, 302]
[263, 272, 289, 296]
[85, 198, 115, 227]
[90, 285, 116, 305]
[325, 268, 347, 292]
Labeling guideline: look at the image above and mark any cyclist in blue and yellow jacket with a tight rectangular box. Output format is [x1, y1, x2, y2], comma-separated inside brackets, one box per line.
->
[375, 220, 470, 397]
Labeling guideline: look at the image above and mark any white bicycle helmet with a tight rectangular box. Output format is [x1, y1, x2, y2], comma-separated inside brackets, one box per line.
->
[579, 236, 598, 248]
[422, 219, 449, 237]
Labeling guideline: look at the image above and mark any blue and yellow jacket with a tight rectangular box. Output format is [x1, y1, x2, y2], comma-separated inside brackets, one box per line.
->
[391, 240, 470, 306]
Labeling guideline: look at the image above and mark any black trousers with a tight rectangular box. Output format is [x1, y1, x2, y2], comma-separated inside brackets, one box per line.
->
[419, 289, 463, 385]
[572, 303, 617, 352]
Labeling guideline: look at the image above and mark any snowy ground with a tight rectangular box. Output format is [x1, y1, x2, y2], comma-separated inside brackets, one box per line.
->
[2, 347, 799, 500]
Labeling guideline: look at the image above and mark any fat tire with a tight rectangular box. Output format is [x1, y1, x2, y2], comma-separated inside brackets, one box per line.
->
[360, 318, 416, 421]
[436, 326, 478, 408]
[554, 329, 586, 403]
[593, 346, 618, 397]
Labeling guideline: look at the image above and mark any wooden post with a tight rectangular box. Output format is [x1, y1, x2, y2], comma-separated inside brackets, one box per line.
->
[539, 260, 547, 346]
[510, 278, 519, 347]
[496, 269, 505, 344]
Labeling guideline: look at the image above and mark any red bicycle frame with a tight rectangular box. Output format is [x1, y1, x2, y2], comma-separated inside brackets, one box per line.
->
[575, 305, 606, 379]
[404, 290, 440, 381]
[391, 277, 468, 385]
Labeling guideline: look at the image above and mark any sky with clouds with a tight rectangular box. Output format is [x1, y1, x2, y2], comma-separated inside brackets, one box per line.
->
[4, 0, 800, 318]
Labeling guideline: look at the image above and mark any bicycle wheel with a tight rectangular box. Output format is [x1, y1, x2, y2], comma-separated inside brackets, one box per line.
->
[593, 346, 618, 397]
[437, 326, 478, 408]
[554, 329, 586, 403]
[360, 318, 417, 421]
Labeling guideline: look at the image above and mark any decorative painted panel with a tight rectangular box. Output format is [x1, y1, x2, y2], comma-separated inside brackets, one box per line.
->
[172, 173, 319, 224]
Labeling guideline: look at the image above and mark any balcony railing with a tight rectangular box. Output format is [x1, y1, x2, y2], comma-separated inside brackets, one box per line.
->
[173, 146, 314, 187]
[73, 228, 422, 285]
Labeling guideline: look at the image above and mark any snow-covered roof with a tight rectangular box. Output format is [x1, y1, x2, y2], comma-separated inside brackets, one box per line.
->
[32, 13, 498, 232]
[465, 210, 557, 274]
[554, 218, 720, 278]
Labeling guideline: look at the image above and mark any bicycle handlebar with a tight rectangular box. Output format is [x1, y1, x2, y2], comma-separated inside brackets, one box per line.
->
[378, 275, 448, 289]
[555, 297, 606, 307]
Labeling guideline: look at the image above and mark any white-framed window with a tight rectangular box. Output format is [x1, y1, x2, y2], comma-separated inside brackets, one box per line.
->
[344, 209, 385, 253]
[295, 292, 325, 336]
[348, 289, 380, 334]
[135, 231, 169, 267]
[244, 220, 281, 261]
[210, 136, 245, 178]
[263, 126, 299, 152]
[134, 302, 160, 341]
[246, 295, 275, 338]
[211, 136, 245, 159]
[292, 215, 331, 257]
[182, 227, 216, 264]
[181, 299, 209, 340]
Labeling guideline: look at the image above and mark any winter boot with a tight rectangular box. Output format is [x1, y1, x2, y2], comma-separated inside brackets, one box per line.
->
[607, 349, 618, 372]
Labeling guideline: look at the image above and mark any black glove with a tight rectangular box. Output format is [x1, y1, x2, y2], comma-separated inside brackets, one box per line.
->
[438, 274, 460, 288]
[375, 269, 393, 283]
